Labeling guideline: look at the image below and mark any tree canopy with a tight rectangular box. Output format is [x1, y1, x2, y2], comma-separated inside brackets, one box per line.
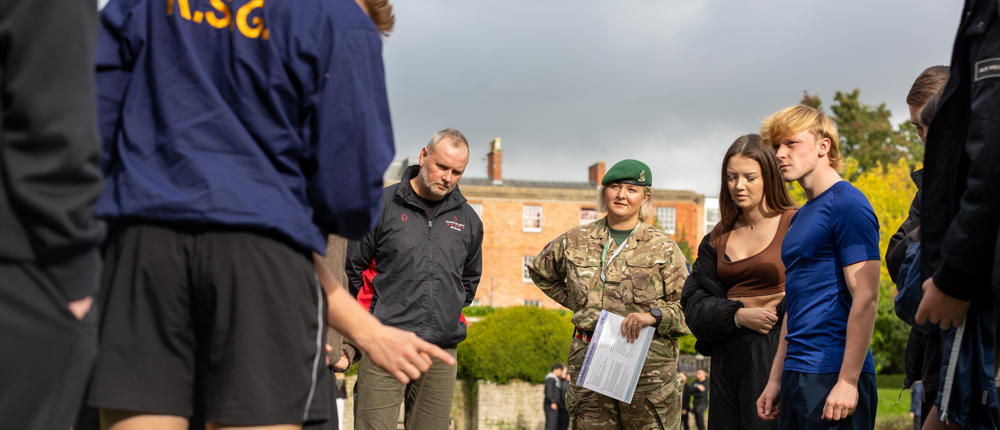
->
[800, 90, 923, 178]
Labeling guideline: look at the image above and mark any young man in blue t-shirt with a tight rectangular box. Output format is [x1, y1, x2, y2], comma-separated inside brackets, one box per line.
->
[755, 105, 881, 429]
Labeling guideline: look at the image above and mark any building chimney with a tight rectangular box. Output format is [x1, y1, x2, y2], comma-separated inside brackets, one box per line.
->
[588, 161, 606, 186]
[487, 138, 502, 184]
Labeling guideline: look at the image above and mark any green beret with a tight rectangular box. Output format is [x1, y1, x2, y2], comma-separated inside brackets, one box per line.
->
[602, 159, 652, 186]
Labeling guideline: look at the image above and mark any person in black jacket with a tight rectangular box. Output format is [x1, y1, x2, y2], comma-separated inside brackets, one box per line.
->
[884, 65, 949, 428]
[0, 0, 105, 428]
[347, 128, 484, 430]
[681, 135, 796, 430]
[544, 363, 565, 430]
[914, 0, 1000, 426]
[916, 0, 1000, 336]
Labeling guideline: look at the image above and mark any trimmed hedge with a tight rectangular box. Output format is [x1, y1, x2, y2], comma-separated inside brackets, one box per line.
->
[462, 306, 498, 317]
[458, 306, 574, 384]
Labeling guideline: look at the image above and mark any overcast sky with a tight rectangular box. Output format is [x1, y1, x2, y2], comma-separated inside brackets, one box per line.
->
[381, 1, 962, 195]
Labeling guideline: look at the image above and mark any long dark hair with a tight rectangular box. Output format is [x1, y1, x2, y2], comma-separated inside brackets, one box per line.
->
[715, 134, 796, 235]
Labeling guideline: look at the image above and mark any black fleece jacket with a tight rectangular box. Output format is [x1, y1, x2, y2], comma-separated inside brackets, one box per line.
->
[921, 0, 1000, 301]
[681, 232, 786, 355]
[345, 165, 483, 348]
[681, 233, 742, 355]
[0, 0, 106, 300]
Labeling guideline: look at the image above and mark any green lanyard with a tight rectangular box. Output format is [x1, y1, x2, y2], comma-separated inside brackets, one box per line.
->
[600, 228, 633, 283]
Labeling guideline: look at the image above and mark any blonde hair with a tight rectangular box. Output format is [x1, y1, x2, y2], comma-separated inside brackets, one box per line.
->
[760, 105, 842, 170]
[598, 185, 653, 222]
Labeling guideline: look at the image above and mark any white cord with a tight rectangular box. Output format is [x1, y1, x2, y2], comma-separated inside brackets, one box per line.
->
[939, 315, 968, 425]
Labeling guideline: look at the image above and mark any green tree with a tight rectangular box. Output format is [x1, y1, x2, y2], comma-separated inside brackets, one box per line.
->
[896, 119, 925, 167]
[799, 89, 923, 176]
[829, 89, 918, 176]
[800, 90, 823, 110]
[675, 226, 695, 263]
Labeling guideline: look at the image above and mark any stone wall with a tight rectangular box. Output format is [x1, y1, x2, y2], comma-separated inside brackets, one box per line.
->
[341, 376, 549, 430]
[472, 380, 546, 430]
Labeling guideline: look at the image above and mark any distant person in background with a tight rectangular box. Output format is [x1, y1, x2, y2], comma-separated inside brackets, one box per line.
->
[681, 134, 797, 430]
[545, 363, 566, 430]
[557, 369, 570, 430]
[690, 369, 709, 430]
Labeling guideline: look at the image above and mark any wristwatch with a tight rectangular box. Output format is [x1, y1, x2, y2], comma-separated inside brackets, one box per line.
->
[649, 308, 663, 327]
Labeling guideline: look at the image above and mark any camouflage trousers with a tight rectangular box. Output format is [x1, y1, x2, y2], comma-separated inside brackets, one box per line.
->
[565, 337, 685, 429]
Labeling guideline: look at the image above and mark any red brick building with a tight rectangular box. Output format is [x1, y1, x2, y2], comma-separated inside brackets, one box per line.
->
[460, 139, 704, 309]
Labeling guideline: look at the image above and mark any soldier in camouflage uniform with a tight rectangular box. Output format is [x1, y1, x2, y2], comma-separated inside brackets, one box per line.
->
[529, 159, 690, 429]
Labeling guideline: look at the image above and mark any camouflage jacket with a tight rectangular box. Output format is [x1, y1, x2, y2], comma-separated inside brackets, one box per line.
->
[529, 218, 690, 338]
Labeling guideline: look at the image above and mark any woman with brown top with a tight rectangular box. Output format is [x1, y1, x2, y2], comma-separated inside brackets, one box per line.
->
[681, 134, 797, 430]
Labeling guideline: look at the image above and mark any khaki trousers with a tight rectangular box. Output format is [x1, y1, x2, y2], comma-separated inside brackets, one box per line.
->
[354, 348, 457, 430]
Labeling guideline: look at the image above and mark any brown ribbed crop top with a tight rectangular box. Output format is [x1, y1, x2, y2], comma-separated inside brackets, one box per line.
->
[714, 210, 796, 299]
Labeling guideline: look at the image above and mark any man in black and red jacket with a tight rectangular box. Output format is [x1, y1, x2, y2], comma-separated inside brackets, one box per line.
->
[346, 128, 484, 430]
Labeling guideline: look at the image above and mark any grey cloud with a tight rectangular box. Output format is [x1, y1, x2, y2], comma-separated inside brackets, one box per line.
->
[382, 0, 961, 194]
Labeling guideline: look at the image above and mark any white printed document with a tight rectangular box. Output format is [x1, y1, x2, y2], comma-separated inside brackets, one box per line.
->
[576, 310, 654, 403]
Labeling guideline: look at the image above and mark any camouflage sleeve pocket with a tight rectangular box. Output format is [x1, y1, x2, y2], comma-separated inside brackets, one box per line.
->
[566, 249, 599, 307]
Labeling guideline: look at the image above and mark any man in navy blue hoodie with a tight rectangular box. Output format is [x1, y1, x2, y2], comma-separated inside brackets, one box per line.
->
[87, 1, 453, 429]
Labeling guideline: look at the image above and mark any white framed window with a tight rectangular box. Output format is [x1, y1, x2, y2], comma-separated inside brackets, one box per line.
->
[580, 208, 598, 225]
[522, 256, 535, 283]
[523, 299, 541, 307]
[469, 202, 483, 219]
[523, 205, 542, 232]
[656, 206, 677, 234]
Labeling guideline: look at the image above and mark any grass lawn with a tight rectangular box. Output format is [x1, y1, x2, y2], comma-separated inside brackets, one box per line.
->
[877, 387, 912, 417]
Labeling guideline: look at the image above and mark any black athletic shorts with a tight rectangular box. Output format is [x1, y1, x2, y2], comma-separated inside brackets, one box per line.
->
[779, 371, 877, 430]
[88, 223, 330, 426]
